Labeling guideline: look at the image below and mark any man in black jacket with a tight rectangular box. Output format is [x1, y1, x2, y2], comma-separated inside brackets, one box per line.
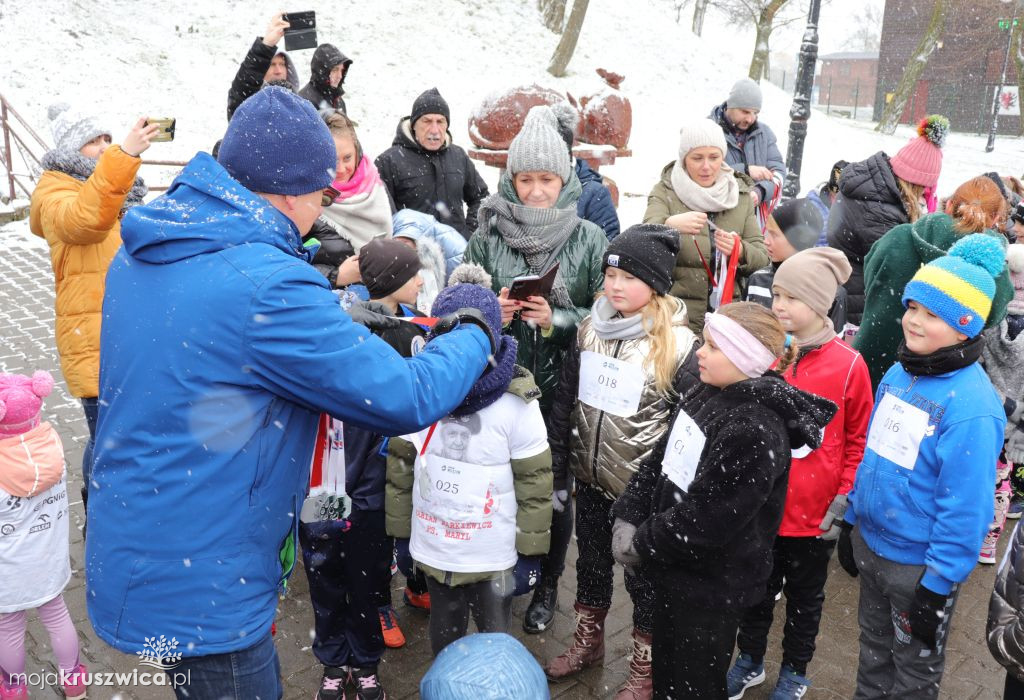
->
[298, 43, 352, 114]
[226, 14, 301, 120]
[375, 88, 489, 240]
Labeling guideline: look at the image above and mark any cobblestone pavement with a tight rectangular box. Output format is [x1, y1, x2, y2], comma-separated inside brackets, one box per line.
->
[0, 227, 1011, 699]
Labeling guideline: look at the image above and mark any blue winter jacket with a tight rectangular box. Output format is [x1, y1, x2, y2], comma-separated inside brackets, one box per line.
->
[845, 360, 1004, 595]
[392, 208, 466, 280]
[710, 103, 786, 204]
[86, 153, 490, 657]
[805, 188, 831, 247]
[575, 159, 620, 241]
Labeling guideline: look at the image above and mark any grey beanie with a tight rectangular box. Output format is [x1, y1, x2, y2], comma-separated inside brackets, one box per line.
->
[677, 119, 728, 162]
[507, 105, 572, 182]
[727, 78, 763, 111]
[48, 103, 111, 153]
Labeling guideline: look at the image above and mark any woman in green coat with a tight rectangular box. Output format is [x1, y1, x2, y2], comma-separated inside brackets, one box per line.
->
[643, 119, 769, 333]
[856, 176, 1013, 388]
[464, 104, 607, 633]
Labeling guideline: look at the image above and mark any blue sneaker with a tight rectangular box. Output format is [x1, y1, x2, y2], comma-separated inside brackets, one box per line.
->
[1008, 498, 1024, 520]
[727, 653, 766, 699]
[770, 666, 810, 700]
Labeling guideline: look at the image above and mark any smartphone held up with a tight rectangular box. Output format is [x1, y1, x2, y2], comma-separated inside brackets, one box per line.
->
[282, 11, 317, 51]
[145, 117, 176, 142]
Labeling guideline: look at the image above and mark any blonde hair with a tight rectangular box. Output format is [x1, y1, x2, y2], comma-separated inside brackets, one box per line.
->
[717, 302, 799, 373]
[640, 295, 681, 395]
[896, 177, 925, 223]
[324, 111, 358, 140]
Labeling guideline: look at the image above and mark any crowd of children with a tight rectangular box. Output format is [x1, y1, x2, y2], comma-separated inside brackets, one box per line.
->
[7, 55, 1024, 700]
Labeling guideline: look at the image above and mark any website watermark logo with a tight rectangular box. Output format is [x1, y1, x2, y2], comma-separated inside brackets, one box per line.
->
[136, 635, 183, 670]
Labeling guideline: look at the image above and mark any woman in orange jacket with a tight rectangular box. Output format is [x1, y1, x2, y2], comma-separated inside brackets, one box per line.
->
[29, 104, 159, 510]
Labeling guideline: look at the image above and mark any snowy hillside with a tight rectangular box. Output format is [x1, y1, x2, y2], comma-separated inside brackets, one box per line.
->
[2, 0, 1023, 232]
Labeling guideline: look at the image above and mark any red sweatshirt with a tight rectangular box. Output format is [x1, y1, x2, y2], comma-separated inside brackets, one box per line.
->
[778, 337, 873, 537]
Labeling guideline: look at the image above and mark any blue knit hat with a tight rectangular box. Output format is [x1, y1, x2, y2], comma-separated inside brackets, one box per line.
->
[218, 86, 335, 195]
[420, 633, 549, 700]
[902, 234, 1006, 338]
[430, 281, 502, 342]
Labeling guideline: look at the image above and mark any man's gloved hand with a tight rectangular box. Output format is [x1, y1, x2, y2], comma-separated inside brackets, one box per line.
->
[347, 300, 401, 331]
[432, 307, 498, 355]
[611, 518, 641, 568]
[837, 521, 859, 578]
[908, 582, 949, 649]
[394, 538, 413, 578]
[512, 554, 542, 596]
[1007, 424, 1024, 465]
[818, 494, 848, 541]
[552, 489, 569, 513]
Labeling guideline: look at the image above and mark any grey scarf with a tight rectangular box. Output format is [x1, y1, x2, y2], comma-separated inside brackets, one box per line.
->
[479, 175, 582, 308]
[983, 321, 1024, 399]
[41, 148, 148, 213]
[590, 296, 648, 340]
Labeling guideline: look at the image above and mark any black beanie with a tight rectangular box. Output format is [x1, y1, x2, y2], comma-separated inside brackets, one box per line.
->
[603, 224, 679, 295]
[359, 238, 421, 300]
[411, 88, 450, 126]
[770, 198, 823, 252]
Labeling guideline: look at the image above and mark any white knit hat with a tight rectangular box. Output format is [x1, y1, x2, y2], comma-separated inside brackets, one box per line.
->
[48, 103, 111, 154]
[677, 118, 728, 161]
[507, 105, 572, 182]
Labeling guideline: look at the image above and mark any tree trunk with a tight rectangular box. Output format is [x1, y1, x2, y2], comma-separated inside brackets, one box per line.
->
[548, 0, 590, 77]
[538, 0, 567, 34]
[1013, 17, 1024, 135]
[692, 0, 708, 36]
[747, 0, 789, 81]
[876, 0, 947, 134]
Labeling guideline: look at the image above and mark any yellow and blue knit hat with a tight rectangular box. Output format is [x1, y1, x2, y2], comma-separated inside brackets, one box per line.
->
[902, 234, 1006, 338]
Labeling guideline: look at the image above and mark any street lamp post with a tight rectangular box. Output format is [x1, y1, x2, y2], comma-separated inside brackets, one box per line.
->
[986, 16, 1017, 153]
[782, 0, 822, 199]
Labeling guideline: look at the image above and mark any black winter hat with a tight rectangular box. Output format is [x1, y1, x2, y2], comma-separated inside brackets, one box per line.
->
[411, 88, 450, 126]
[360, 238, 421, 300]
[770, 198, 823, 252]
[603, 224, 680, 295]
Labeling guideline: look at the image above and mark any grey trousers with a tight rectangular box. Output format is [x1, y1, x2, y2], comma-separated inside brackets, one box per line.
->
[852, 526, 961, 700]
[425, 571, 514, 656]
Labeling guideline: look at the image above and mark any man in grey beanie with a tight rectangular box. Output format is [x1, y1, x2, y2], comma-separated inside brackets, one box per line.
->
[709, 77, 786, 207]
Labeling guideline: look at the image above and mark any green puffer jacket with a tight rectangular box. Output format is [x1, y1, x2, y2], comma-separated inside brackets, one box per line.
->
[855, 212, 1012, 388]
[384, 367, 553, 586]
[643, 161, 770, 333]
[465, 174, 608, 410]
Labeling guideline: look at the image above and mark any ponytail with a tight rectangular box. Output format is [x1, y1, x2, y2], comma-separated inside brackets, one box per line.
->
[946, 176, 1007, 234]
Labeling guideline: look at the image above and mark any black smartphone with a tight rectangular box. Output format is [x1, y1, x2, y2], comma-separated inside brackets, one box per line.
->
[146, 118, 176, 142]
[283, 11, 317, 51]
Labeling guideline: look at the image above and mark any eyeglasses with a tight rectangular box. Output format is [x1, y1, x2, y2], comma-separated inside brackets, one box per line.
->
[321, 186, 341, 207]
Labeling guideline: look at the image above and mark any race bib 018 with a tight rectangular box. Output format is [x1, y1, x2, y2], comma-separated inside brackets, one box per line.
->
[578, 351, 645, 418]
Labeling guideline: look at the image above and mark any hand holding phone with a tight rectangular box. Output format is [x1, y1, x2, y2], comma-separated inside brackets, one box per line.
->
[122, 117, 162, 157]
[282, 11, 317, 51]
[263, 13, 290, 47]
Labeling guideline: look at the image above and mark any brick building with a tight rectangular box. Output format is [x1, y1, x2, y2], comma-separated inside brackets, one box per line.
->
[875, 0, 1021, 134]
[816, 52, 878, 109]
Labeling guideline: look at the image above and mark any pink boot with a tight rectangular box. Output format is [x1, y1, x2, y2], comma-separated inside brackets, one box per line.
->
[62, 663, 89, 700]
[0, 679, 28, 699]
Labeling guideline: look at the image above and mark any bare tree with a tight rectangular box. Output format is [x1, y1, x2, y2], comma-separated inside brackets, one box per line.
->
[842, 5, 882, 53]
[711, 0, 806, 81]
[538, 0, 567, 34]
[693, 0, 709, 34]
[876, 0, 947, 134]
[548, 0, 591, 76]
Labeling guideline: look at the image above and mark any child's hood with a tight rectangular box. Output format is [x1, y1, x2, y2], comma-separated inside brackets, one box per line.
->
[507, 365, 542, 404]
[724, 374, 838, 451]
[0, 422, 65, 498]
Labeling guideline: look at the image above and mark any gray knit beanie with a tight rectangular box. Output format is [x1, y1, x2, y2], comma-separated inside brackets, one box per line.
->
[677, 119, 728, 162]
[48, 103, 111, 153]
[507, 105, 572, 182]
[727, 78, 763, 111]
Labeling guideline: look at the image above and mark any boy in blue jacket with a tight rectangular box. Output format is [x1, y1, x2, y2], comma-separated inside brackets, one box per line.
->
[837, 234, 1008, 699]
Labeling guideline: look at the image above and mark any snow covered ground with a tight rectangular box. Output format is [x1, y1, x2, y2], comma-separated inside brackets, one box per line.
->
[3, 0, 1023, 240]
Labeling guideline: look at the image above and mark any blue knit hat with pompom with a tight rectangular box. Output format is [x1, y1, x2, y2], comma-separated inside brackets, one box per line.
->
[902, 233, 1006, 337]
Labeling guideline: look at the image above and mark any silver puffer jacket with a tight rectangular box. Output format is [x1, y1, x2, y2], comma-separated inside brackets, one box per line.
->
[989, 520, 1024, 681]
[548, 296, 697, 498]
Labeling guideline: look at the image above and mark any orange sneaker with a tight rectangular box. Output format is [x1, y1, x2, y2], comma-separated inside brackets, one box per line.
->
[379, 605, 406, 649]
[403, 587, 431, 611]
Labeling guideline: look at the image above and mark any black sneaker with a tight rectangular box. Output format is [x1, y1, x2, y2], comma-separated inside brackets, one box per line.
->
[523, 583, 557, 633]
[351, 666, 386, 700]
[316, 665, 349, 700]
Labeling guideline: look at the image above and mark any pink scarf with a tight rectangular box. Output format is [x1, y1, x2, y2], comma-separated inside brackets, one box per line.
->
[331, 155, 383, 201]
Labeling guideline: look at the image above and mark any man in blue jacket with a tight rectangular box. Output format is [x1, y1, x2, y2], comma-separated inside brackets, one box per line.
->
[86, 87, 495, 699]
[709, 78, 786, 207]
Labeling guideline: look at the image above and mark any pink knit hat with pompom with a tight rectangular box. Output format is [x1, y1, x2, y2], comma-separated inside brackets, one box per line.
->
[0, 371, 55, 437]
[890, 115, 948, 189]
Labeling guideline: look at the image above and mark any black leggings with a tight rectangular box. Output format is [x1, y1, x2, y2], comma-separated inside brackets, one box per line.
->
[424, 571, 514, 656]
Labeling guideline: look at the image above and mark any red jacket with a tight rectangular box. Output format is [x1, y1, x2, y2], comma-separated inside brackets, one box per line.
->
[778, 337, 873, 537]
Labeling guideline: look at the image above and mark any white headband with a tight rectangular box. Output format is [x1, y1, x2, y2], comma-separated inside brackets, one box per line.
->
[705, 313, 777, 378]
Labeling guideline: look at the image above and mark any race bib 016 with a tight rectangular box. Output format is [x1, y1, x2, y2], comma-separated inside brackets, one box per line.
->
[866, 392, 930, 470]
[578, 351, 645, 417]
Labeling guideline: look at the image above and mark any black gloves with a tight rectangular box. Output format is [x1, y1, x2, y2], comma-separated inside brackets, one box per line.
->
[837, 521, 858, 578]
[908, 582, 949, 649]
[347, 300, 402, 331]
[433, 307, 497, 355]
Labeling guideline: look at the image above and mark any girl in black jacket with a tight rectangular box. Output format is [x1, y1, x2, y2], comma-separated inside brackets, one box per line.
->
[612, 302, 836, 700]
